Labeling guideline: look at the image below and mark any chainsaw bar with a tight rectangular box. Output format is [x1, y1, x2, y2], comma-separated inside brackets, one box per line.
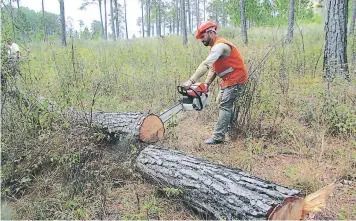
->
[159, 102, 184, 123]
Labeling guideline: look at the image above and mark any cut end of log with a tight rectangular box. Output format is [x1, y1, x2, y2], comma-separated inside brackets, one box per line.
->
[139, 114, 165, 143]
[268, 196, 305, 220]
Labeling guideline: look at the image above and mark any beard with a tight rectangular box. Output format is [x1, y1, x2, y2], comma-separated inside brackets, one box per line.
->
[202, 40, 209, 46]
[201, 35, 211, 46]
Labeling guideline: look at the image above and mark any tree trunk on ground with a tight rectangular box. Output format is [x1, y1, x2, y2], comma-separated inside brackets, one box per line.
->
[323, 0, 349, 81]
[182, 0, 187, 45]
[240, 0, 248, 45]
[98, 0, 105, 39]
[110, 0, 116, 40]
[69, 111, 164, 143]
[350, 0, 356, 35]
[286, 0, 295, 43]
[137, 146, 305, 220]
[104, 0, 108, 40]
[59, 0, 66, 46]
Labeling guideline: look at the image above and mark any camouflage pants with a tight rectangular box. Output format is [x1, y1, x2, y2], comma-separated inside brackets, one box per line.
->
[212, 84, 245, 141]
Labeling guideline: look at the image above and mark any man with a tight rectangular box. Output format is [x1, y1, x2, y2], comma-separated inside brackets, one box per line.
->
[7, 39, 20, 60]
[182, 21, 248, 145]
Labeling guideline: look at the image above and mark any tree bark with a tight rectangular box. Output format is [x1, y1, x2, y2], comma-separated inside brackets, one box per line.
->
[203, 0, 206, 21]
[286, 0, 295, 43]
[240, 0, 248, 45]
[69, 110, 164, 143]
[176, 0, 180, 35]
[59, 0, 66, 46]
[141, 0, 145, 37]
[147, 0, 151, 37]
[124, 0, 128, 39]
[104, 0, 108, 40]
[182, 0, 188, 45]
[323, 0, 349, 80]
[188, 0, 192, 33]
[114, 0, 120, 39]
[349, 0, 356, 35]
[136, 146, 304, 220]
[196, 0, 200, 29]
[110, 0, 116, 40]
[98, 0, 105, 39]
[42, 0, 47, 41]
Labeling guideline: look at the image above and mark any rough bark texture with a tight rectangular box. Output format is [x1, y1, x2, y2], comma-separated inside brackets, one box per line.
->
[286, 0, 295, 43]
[141, 0, 145, 37]
[124, 0, 128, 39]
[110, 0, 116, 40]
[240, 0, 248, 45]
[114, 0, 120, 39]
[323, 0, 349, 80]
[350, 0, 356, 35]
[98, 0, 105, 39]
[42, 0, 47, 41]
[59, 0, 66, 46]
[137, 146, 303, 220]
[68, 110, 164, 143]
[182, 0, 188, 45]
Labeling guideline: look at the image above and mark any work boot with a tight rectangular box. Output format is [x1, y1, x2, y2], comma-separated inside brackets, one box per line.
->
[204, 138, 223, 145]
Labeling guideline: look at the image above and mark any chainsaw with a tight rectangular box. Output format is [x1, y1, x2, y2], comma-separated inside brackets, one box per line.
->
[159, 83, 209, 123]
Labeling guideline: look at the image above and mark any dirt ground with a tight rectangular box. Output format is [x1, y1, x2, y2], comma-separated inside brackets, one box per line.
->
[106, 111, 355, 220]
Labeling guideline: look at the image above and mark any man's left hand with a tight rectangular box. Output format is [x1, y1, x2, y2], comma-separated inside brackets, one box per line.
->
[182, 79, 193, 90]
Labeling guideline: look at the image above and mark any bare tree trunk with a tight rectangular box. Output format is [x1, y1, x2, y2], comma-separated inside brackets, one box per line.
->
[124, 0, 128, 39]
[114, 0, 120, 39]
[182, 0, 187, 45]
[42, 0, 47, 41]
[188, 0, 192, 33]
[16, 0, 19, 9]
[203, 0, 206, 21]
[350, 0, 356, 35]
[147, 0, 151, 37]
[141, 0, 145, 37]
[323, 0, 349, 81]
[240, 0, 248, 45]
[196, 0, 200, 28]
[286, 0, 295, 43]
[59, 0, 66, 46]
[159, 1, 162, 36]
[104, 0, 108, 40]
[98, 0, 105, 39]
[222, 0, 227, 27]
[176, 0, 180, 34]
[110, 0, 116, 40]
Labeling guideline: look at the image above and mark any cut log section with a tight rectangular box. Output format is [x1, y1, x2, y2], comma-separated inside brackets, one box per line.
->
[136, 146, 304, 220]
[69, 110, 165, 143]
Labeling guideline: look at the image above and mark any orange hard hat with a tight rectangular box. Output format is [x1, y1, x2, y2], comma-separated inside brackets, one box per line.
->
[196, 21, 218, 39]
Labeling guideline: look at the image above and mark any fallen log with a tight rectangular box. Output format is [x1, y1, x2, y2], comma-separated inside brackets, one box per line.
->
[67, 109, 165, 143]
[136, 146, 305, 220]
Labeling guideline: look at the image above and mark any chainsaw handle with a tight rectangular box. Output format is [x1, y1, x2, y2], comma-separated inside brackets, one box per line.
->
[177, 86, 188, 95]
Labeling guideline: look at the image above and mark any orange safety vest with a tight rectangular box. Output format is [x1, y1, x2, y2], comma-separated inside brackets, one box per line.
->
[212, 37, 248, 88]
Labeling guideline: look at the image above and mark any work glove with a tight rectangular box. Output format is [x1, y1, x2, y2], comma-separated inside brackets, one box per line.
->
[182, 79, 193, 90]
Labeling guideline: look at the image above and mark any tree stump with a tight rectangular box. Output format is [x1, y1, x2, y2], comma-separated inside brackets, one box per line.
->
[136, 146, 305, 220]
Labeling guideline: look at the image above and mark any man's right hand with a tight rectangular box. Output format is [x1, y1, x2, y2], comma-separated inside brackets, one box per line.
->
[182, 79, 193, 90]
